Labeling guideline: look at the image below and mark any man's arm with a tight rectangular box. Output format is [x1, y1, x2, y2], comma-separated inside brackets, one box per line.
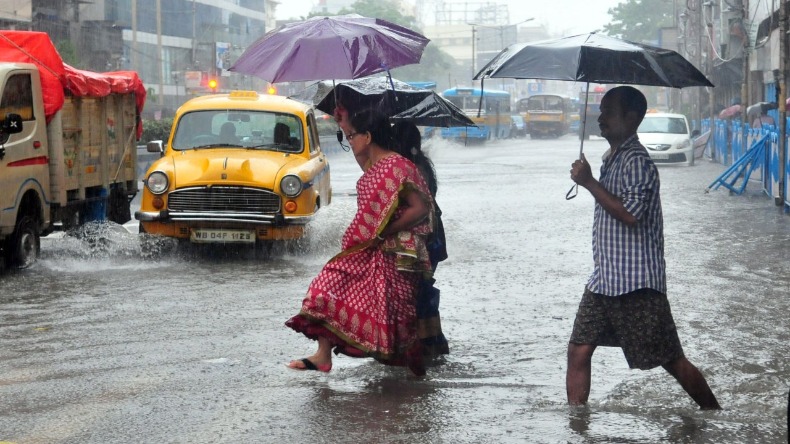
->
[570, 153, 637, 226]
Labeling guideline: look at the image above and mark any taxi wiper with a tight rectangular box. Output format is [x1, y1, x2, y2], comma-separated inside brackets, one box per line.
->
[246, 144, 291, 152]
[191, 143, 244, 149]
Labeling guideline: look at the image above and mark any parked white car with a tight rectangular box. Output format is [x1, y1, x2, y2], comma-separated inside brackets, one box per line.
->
[637, 112, 695, 166]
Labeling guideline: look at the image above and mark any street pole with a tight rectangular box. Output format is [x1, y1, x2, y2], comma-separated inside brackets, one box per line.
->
[469, 18, 534, 92]
[741, 0, 750, 128]
[696, 0, 703, 127]
[707, 4, 714, 149]
[156, 0, 163, 105]
[499, 28, 506, 90]
[471, 26, 476, 79]
[779, 0, 788, 206]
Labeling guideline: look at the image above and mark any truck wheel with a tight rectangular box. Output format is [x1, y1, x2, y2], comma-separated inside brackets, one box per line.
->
[4, 216, 40, 269]
[108, 187, 132, 224]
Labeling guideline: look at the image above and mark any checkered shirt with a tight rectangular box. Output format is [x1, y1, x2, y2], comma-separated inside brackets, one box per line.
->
[587, 134, 667, 296]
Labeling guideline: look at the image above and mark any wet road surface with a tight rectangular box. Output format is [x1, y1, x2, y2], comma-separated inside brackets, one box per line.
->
[1, 135, 788, 443]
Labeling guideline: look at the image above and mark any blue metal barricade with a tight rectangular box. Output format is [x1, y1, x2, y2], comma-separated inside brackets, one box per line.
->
[707, 117, 789, 213]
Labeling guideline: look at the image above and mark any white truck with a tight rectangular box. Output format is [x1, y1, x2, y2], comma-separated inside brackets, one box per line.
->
[0, 31, 145, 268]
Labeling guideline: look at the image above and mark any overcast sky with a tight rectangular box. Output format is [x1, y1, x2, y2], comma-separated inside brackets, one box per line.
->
[275, 0, 617, 36]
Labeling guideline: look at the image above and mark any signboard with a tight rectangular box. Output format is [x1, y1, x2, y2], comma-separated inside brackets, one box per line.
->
[527, 82, 543, 94]
[216, 42, 231, 77]
[184, 71, 202, 89]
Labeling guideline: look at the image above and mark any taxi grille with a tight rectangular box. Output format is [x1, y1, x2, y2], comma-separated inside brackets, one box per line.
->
[167, 186, 281, 214]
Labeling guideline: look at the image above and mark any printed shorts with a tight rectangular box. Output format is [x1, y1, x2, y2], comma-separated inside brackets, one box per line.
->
[569, 287, 685, 370]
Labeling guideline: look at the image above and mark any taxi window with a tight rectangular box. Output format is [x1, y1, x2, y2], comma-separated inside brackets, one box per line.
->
[172, 110, 304, 152]
[306, 113, 320, 154]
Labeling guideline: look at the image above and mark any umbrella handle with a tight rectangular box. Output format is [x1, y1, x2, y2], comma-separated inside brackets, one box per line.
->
[566, 183, 578, 200]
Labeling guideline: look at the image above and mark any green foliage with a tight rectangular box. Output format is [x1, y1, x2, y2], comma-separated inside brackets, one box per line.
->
[603, 0, 674, 42]
[337, 0, 419, 30]
[55, 40, 79, 67]
[141, 118, 174, 143]
[146, 88, 158, 104]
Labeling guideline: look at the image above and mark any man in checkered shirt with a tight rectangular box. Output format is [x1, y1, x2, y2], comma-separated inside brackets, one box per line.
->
[566, 86, 720, 410]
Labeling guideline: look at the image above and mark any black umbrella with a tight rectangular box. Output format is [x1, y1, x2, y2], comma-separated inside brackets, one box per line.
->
[389, 94, 476, 128]
[290, 77, 474, 127]
[473, 32, 713, 198]
[474, 32, 713, 88]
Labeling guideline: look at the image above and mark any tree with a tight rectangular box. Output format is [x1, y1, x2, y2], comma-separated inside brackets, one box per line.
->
[55, 40, 79, 67]
[603, 0, 674, 43]
[312, 0, 458, 87]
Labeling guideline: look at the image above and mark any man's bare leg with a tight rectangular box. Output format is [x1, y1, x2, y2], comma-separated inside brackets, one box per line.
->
[662, 356, 721, 410]
[567, 343, 596, 405]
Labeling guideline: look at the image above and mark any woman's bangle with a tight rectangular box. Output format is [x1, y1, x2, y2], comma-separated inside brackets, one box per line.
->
[375, 233, 384, 241]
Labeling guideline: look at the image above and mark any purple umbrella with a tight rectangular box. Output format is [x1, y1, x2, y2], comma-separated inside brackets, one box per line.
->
[229, 14, 430, 83]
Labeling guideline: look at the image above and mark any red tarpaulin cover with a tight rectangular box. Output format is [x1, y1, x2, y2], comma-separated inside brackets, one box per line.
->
[0, 31, 147, 137]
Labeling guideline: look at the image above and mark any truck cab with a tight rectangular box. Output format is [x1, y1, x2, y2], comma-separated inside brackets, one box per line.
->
[0, 31, 144, 269]
[0, 65, 50, 267]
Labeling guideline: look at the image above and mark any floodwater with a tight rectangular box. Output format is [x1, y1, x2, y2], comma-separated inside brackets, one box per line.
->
[0, 135, 788, 443]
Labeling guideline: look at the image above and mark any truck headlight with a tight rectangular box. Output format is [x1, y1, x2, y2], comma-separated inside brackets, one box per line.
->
[280, 175, 302, 197]
[146, 171, 169, 195]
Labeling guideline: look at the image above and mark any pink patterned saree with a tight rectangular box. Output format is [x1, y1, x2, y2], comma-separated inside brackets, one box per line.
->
[286, 154, 434, 374]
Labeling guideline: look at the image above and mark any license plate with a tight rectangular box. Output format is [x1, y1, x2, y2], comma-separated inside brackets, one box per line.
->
[190, 229, 255, 243]
[650, 153, 668, 160]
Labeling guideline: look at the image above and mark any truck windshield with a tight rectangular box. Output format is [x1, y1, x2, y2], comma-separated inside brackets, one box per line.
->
[171, 110, 304, 153]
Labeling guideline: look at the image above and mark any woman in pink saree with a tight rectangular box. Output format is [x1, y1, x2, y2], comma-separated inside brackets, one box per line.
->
[286, 109, 434, 376]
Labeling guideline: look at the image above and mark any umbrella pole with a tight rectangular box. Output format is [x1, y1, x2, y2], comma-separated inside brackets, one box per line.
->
[567, 81, 590, 200]
[332, 79, 350, 152]
[478, 77, 485, 118]
[579, 81, 590, 158]
[385, 69, 398, 103]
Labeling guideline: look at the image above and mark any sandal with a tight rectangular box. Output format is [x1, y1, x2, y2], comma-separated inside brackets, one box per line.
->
[287, 358, 332, 373]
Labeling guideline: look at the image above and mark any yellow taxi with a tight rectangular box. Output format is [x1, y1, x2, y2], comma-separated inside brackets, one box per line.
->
[135, 91, 331, 250]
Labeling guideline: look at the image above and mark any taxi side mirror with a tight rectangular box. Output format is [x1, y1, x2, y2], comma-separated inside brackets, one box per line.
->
[147, 140, 164, 156]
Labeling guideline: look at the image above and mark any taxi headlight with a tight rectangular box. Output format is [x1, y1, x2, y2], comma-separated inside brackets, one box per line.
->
[146, 171, 169, 195]
[281, 175, 303, 197]
[678, 139, 691, 149]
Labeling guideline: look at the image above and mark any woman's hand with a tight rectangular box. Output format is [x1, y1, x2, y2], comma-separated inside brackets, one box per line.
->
[381, 190, 429, 235]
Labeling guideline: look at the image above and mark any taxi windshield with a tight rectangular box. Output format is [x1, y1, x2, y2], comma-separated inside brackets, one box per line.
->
[171, 110, 304, 153]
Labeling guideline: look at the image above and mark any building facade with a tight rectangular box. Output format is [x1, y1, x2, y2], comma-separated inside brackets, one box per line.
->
[0, 0, 270, 116]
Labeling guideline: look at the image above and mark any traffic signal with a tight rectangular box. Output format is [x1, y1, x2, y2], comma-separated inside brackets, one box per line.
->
[208, 78, 218, 91]
[267, 84, 277, 95]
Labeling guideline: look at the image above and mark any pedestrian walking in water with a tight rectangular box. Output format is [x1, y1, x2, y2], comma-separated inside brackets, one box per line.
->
[285, 109, 435, 376]
[566, 86, 721, 409]
[391, 121, 450, 357]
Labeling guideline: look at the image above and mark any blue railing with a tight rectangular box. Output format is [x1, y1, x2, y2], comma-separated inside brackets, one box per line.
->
[702, 117, 790, 212]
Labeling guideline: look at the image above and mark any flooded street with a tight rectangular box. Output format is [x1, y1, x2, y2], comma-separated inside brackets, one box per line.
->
[1, 135, 788, 443]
